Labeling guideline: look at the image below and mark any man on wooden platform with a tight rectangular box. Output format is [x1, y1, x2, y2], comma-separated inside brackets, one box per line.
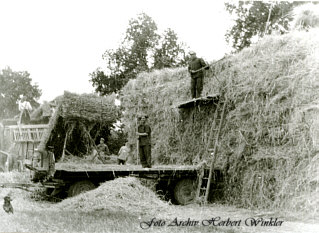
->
[188, 51, 209, 99]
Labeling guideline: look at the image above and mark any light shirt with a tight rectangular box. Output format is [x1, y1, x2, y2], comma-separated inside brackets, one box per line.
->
[19, 101, 32, 112]
[118, 146, 130, 161]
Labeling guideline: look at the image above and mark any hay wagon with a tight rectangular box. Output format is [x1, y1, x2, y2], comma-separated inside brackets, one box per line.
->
[28, 161, 223, 205]
[22, 92, 225, 204]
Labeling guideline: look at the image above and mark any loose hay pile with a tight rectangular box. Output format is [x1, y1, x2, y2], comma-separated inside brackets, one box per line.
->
[59, 91, 118, 123]
[37, 91, 119, 160]
[121, 28, 319, 216]
[56, 177, 169, 215]
[0, 172, 46, 212]
[0, 171, 30, 185]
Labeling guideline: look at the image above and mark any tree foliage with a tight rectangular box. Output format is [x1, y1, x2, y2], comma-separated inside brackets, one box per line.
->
[153, 28, 188, 69]
[225, 1, 303, 51]
[292, 3, 319, 30]
[124, 13, 159, 73]
[90, 13, 188, 95]
[0, 67, 41, 119]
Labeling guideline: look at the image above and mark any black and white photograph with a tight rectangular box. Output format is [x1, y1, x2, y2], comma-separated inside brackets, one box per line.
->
[0, 0, 319, 232]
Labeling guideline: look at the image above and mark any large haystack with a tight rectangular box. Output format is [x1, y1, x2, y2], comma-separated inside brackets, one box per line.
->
[121, 29, 319, 215]
[38, 91, 119, 160]
[292, 3, 319, 30]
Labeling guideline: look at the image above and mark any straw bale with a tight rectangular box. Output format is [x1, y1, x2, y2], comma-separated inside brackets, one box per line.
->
[56, 177, 169, 215]
[121, 29, 319, 214]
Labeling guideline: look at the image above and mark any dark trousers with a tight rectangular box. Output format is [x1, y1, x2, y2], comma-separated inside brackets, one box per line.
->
[118, 159, 125, 165]
[20, 110, 30, 124]
[139, 145, 151, 168]
[191, 76, 203, 99]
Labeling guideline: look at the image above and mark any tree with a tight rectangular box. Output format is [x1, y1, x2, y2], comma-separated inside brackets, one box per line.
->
[292, 3, 319, 30]
[153, 28, 188, 69]
[124, 13, 159, 74]
[225, 1, 301, 52]
[90, 13, 187, 95]
[89, 68, 126, 96]
[0, 67, 41, 119]
[90, 13, 159, 95]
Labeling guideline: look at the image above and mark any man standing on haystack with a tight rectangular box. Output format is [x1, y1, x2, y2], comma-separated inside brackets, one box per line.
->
[188, 51, 209, 99]
[136, 115, 152, 168]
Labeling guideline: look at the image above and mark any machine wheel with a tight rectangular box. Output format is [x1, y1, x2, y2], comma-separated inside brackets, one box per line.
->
[173, 179, 196, 205]
[68, 180, 96, 197]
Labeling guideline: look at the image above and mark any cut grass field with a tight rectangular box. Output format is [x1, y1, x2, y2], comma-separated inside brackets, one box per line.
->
[1, 197, 319, 233]
[1, 172, 319, 233]
[0, 209, 239, 233]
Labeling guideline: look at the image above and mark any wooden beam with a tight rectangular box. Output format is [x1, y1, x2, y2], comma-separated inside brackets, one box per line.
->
[60, 134, 68, 162]
[177, 94, 220, 109]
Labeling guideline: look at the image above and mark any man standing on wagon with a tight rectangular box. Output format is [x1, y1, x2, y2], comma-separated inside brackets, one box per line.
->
[18, 95, 32, 124]
[136, 115, 152, 168]
[188, 51, 209, 99]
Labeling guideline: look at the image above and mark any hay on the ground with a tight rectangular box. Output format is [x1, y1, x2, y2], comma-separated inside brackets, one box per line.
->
[56, 177, 169, 215]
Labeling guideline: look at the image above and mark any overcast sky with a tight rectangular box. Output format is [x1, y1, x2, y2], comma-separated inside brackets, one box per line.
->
[0, 0, 233, 102]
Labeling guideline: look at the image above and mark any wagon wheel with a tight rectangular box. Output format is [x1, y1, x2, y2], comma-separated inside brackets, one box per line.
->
[173, 179, 196, 205]
[68, 180, 95, 197]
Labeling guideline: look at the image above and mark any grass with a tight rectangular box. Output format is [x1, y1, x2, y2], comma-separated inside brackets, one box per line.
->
[0, 209, 240, 233]
[0, 172, 318, 233]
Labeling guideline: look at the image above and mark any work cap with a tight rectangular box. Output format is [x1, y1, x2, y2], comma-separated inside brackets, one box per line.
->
[189, 51, 196, 55]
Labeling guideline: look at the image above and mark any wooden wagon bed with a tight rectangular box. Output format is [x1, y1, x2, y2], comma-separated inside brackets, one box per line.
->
[55, 163, 201, 172]
[52, 163, 208, 183]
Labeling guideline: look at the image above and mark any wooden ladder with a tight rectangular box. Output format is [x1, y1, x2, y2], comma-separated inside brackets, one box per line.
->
[196, 97, 227, 204]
